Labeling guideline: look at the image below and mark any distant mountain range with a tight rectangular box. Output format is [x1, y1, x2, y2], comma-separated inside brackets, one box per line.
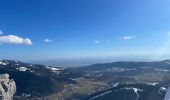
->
[1, 59, 170, 100]
[30, 57, 154, 67]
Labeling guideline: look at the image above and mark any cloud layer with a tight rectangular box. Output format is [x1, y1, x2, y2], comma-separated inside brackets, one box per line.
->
[123, 36, 136, 40]
[0, 35, 32, 45]
[44, 38, 53, 43]
[117, 35, 136, 40]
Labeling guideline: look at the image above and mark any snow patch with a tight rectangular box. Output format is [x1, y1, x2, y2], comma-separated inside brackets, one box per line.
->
[50, 67, 60, 71]
[90, 91, 112, 100]
[166, 62, 170, 64]
[124, 68, 136, 71]
[149, 83, 158, 86]
[45, 66, 50, 69]
[117, 87, 143, 93]
[160, 87, 167, 91]
[0, 61, 7, 65]
[112, 82, 119, 87]
[154, 68, 169, 72]
[17, 67, 28, 71]
[133, 88, 143, 93]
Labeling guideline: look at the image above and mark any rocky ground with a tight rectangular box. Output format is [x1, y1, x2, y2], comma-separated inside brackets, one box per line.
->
[0, 74, 16, 100]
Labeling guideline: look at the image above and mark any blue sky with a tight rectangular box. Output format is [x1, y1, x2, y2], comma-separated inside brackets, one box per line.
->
[1, 0, 170, 61]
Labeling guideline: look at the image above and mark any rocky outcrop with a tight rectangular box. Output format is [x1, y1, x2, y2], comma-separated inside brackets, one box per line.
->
[0, 74, 16, 100]
[164, 87, 170, 100]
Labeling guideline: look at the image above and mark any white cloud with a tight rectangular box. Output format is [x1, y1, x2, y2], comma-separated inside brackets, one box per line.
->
[123, 36, 136, 40]
[0, 35, 32, 45]
[44, 38, 53, 43]
[0, 30, 3, 35]
[117, 35, 136, 40]
[94, 40, 99, 44]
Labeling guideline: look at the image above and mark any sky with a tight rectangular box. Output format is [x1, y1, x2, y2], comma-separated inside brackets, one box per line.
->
[1, 0, 170, 61]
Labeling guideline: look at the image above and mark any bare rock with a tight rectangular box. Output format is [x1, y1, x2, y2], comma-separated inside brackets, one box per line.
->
[0, 74, 16, 100]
